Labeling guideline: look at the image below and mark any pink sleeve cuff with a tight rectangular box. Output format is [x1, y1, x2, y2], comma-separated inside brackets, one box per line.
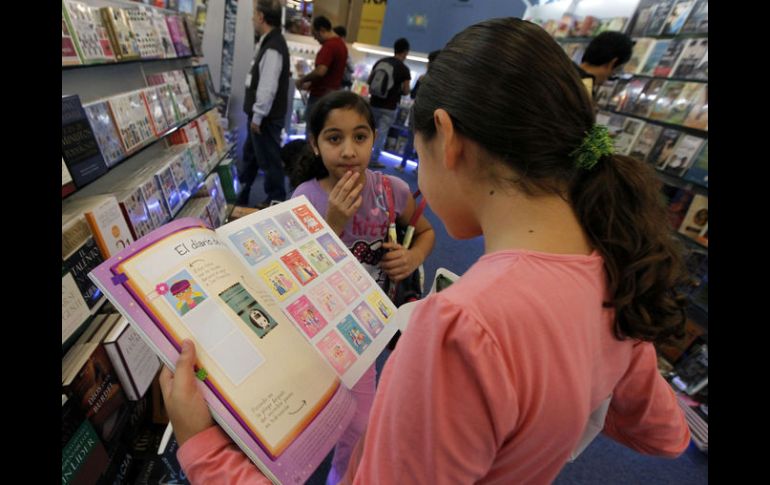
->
[177, 425, 231, 468]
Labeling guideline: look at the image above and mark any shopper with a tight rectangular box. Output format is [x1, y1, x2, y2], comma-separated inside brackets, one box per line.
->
[367, 38, 411, 169]
[295, 16, 348, 120]
[396, 49, 440, 173]
[238, 0, 291, 206]
[333, 25, 355, 90]
[160, 18, 690, 484]
[575, 31, 634, 96]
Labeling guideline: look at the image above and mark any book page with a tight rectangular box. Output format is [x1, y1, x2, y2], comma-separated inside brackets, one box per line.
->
[216, 196, 399, 389]
[92, 218, 340, 462]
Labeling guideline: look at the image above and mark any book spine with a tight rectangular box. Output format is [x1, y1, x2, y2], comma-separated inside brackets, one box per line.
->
[105, 340, 140, 401]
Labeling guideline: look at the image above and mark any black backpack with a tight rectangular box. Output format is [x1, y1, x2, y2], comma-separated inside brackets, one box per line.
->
[369, 60, 395, 98]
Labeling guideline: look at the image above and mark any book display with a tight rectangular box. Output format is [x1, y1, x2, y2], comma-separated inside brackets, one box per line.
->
[62, 2, 239, 483]
[544, 0, 708, 452]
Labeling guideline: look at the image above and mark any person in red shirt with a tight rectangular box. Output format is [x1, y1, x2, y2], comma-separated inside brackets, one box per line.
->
[295, 16, 348, 120]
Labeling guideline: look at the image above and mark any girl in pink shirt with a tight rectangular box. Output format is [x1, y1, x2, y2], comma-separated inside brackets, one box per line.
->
[160, 18, 691, 484]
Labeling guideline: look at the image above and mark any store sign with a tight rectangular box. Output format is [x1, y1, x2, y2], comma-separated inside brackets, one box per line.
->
[358, 0, 388, 45]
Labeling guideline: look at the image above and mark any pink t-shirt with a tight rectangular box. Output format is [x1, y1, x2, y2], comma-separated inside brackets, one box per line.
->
[177, 249, 690, 483]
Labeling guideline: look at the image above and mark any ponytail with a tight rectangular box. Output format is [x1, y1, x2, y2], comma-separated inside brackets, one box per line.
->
[571, 154, 688, 343]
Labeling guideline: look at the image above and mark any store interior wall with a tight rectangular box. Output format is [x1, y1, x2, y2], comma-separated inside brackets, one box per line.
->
[525, 0, 640, 21]
[379, 0, 526, 53]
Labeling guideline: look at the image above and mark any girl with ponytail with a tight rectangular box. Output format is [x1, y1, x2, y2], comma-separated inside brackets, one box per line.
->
[160, 18, 691, 484]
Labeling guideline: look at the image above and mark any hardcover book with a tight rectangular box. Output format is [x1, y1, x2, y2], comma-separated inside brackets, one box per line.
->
[648, 128, 683, 169]
[104, 316, 162, 401]
[678, 194, 708, 242]
[682, 141, 708, 187]
[648, 81, 685, 121]
[84, 99, 126, 167]
[644, 0, 676, 36]
[146, 7, 177, 58]
[630, 78, 666, 118]
[628, 123, 663, 162]
[666, 82, 703, 125]
[652, 39, 686, 78]
[62, 0, 116, 64]
[182, 13, 204, 56]
[661, 0, 696, 35]
[616, 78, 649, 113]
[125, 6, 165, 59]
[681, 0, 708, 33]
[100, 7, 141, 61]
[623, 38, 655, 75]
[89, 196, 401, 484]
[62, 7, 82, 66]
[639, 40, 672, 76]
[166, 14, 193, 57]
[142, 87, 172, 136]
[672, 39, 708, 80]
[62, 95, 109, 188]
[108, 90, 156, 153]
[630, 4, 658, 37]
[613, 118, 646, 156]
[662, 135, 704, 176]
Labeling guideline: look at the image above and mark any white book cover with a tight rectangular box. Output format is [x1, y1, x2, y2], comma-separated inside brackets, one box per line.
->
[104, 316, 162, 401]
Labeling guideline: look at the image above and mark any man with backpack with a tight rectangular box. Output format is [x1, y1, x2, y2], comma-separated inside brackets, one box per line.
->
[367, 38, 411, 169]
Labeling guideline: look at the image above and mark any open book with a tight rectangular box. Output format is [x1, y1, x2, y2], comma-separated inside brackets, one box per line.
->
[89, 196, 399, 484]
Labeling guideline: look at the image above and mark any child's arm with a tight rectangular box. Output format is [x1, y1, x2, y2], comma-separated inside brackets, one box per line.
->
[381, 195, 435, 282]
[159, 341, 272, 484]
[325, 171, 364, 236]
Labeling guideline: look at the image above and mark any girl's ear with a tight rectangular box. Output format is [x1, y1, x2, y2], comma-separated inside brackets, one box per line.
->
[434, 109, 462, 171]
[308, 136, 319, 156]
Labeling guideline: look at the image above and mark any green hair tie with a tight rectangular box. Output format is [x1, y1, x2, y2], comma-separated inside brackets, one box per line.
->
[570, 125, 614, 170]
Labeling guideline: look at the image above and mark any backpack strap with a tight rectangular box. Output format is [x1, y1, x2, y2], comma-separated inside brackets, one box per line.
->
[381, 175, 397, 244]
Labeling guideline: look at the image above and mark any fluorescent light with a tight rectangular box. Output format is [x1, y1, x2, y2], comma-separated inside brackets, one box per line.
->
[406, 55, 429, 63]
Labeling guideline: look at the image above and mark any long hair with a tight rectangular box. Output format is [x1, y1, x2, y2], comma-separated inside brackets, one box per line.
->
[412, 18, 687, 343]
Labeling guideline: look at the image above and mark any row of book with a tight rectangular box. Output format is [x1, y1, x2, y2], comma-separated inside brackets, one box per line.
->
[596, 77, 708, 132]
[529, 0, 707, 40]
[63, 353, 189, 484]
[624, 36, 706, 79]
[530, 15, 629, 39]
[596, 112, 708, 187]
[62, 0, 203, 67]
[629, 0, 708, 37]
[562, 35, 707, 81]
[62, 66, 220, 192]
[62, 164, 234, 347]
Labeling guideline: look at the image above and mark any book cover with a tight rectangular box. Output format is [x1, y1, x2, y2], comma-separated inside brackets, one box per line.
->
[183, 66, 204, 111]
[104, 316, 162, 401]
[644, 0, 675, 36]
[648, 81, 685, 121]
[157, 426, 189, 484]
[88, 197, 401, 483]
[661, 0, 696, 35]
[630, 4, 658, 37]
[63, 158, 77, 198]
[648, 128, 683, 169]
[62, 418, 110, 485]
[662, 184, 694, 230]
[100, 441, 136, 485]
[672, 39, 708, 79]
[593, 81, 616, 110]
[125, 6, 164, 59]
[100, 7, 141, 61]
[63, 337, 128, 444]
[117, 187, 154, 240]
[62, 95, 109, 188]
[142, 87, 172, 136]
[628, 123, 663, 162]
[166, 14, 193, 57]
[169, 154, 193, 203]
[83, 100, 126, 167]
[206, 111, 227, 153]
[663, 135, 704, 176]
[606, 79, 630, 112]
[616, 78, 649, 113]
[613, 118, 646, 156]
[678, 194, 708, 241]
[62, 0, 116, 65]
[146, 7, 177, 59]
[215, 158, 241, 203]
[652, 40, 686, 78]
[140, 177, 171, 230]
[64, 236, 105, 310]
[182, 13, 204, 56]
[681, 0, 708, 33]
[63, 270, 92, 345]
[690, 51, 707, 81]
[630, 78, 666, 118]
[107, 90, 156, 153]
[62, 7, 82, 66]
[666, 82, 703, 125]
[63, 195, 135, 259]
[623, 38, 655, 75]
[639, 40, 672, 76]
[682, 141, 708, 187]
[672, 343, 708, 395]
[193, 65, 218, 109]
[155, 164, 183, 217]
[194, 115, 218, 161]
[156, 84, 181, 125]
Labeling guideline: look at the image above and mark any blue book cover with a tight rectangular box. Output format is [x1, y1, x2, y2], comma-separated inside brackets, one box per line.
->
[62, 95, 108, 187]
[682, 142, 708, 187]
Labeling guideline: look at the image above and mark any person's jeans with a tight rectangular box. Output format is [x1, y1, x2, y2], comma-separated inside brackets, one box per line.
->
[247, 119, 286, 204]
[370, 107, 397, 163]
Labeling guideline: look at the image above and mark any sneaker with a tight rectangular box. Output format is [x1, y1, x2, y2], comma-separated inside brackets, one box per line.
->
[369, 161, 386, 169]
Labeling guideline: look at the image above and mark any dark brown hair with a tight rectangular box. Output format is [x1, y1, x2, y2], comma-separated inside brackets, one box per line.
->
[290, 91, 376, 188]
[413, 18, 686, 343]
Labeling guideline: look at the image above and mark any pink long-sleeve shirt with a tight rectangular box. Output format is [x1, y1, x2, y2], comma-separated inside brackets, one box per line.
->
[178, 249, 690, 484]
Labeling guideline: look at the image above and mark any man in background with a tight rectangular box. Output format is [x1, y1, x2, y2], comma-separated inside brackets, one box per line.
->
[575, 31, 634, 98]
[333, 25, 355, 90]
[238, 0, 291, 207]
[295, 16, 348, 119]
[367, 37, 411, 169]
